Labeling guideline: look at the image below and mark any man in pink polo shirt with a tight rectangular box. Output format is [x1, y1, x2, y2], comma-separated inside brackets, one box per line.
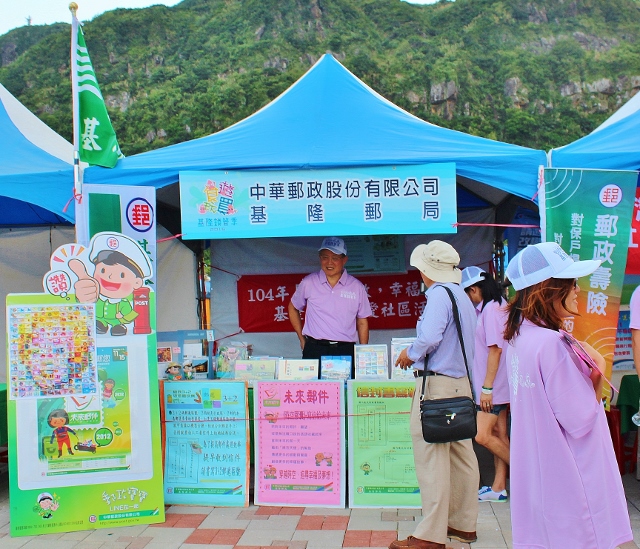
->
[288, 237, 372, 378]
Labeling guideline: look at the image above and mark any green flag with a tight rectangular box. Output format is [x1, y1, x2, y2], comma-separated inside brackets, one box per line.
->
[72, 14, 121, 168]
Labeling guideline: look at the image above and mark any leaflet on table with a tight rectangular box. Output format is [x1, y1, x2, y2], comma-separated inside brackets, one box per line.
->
[348, 381, 420, 508]
[277, 359, 319, 380]
[354, 344, 389, 380]
[390, 338, 417, 380]
[234, 358, 277, 383]
[216, 341, 250, 379]
[162, 381, 250, 507]
[254, 381, 345, 507]
[320, 356, 352, 381]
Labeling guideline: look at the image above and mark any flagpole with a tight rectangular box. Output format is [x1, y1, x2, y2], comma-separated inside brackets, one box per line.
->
[69, 2, 87, 241]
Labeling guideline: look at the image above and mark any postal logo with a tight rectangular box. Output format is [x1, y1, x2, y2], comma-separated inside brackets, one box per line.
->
[126, 198, 154, 232]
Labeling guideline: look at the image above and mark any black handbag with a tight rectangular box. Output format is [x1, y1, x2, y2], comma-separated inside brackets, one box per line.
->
[419, 286, 477, 444]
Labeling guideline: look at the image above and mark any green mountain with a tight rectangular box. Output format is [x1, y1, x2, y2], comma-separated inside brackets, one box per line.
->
[2, 0, 640, 155]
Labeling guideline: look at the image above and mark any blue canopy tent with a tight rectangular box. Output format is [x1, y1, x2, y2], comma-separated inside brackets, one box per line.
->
[549, 92, 640, 170]
[0, 84, 75, 226]
[84, 54, 546, 218]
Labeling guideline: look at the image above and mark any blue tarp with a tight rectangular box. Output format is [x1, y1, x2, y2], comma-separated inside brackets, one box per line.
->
[84, 55, 546, 206]
[0, 84, 74, 226]
[550, 92, 640, 171]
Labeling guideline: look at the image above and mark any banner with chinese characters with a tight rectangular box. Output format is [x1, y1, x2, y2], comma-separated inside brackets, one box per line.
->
[543, 168, 637, 404]
[237, 272, 426, 333]
[5, 230, 164, 536]
[624, 184, 640, 275]
[162, 381, 249, 507]
[75, 184, 156, 286]
[347, 381, 420, 508]
[179, 163, 457, 240]
[254, 381, 345, 507]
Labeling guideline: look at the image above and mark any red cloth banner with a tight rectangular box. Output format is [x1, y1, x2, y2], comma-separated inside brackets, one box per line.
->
[625, 186, 640, 275]
[237, 272, 426, 333]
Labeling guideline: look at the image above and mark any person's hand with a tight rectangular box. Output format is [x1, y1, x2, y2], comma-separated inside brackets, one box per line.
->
[480, 392, 493, 413]
[395, 348, 415, 370]
[69, 259, 99, 303]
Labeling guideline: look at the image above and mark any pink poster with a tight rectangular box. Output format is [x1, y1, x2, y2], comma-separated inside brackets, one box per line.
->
[254, 381, 345, 507]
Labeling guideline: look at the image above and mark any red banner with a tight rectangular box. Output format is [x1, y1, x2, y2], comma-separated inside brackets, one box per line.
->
[237, 272, 426, 333]
[625, 186, 640, 275]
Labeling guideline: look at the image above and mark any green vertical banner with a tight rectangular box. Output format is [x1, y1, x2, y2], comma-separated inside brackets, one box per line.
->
[543, 168, 638, 404]
[347, 381, 420, 508]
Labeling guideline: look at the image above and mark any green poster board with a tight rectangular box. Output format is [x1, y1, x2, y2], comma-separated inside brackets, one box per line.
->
[347, 381, 420, 508]
[6, 232, 164, 536]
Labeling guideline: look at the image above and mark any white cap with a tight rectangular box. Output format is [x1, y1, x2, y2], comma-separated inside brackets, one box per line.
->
[460, 266, 486, 289]
[319, 237, 347, 255]
[88, 232, 153, 279]
[410, 240, 462, 284]
[506, 242, 601, 291]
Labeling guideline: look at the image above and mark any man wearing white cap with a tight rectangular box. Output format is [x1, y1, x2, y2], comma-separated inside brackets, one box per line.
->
[392, 240, 479, 549]
[70, 233, 152, 337]
[288, 237, 372, 377]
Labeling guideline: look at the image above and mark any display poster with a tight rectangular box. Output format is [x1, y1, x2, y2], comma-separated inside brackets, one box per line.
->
[543, 168, 637, 404]
[162, 381, 249, 507]
[504, 207, 541, 261]
[237, 272, 426, 333]
[347, 381, 420, 508]
[354, 344, 389, 380]
[6, 230, 164, 536]
[342, 235, 405, 274]
[75, 184, 157, 286]
[613, 306, 634, 371]
[254, 381, 345, 507]
[179, 163, 457, 240]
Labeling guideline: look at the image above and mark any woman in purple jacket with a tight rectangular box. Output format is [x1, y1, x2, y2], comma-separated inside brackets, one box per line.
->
[504, 242, 634, 549]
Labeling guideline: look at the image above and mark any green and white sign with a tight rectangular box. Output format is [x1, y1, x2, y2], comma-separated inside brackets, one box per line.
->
[347, 381, 420, 508]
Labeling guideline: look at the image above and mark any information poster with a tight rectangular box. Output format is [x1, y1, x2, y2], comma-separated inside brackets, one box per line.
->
[543, 168, 637, 404]
[347, 381, 420, 508]
[6, 230, 164, 536]
[254, 381, 345, 507]
[162, 381, 249, 507]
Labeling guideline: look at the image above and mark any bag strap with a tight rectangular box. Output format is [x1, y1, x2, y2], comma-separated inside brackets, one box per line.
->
[420, 285, 475, 402]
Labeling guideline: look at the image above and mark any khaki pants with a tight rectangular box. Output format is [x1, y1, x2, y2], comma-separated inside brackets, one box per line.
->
[411, 375, 479, 544]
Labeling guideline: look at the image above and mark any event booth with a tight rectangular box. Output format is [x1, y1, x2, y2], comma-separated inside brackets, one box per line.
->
[83, 54, 547, 357]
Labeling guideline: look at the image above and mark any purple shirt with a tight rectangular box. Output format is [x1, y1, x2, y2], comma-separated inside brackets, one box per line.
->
[472, 299, 509, 405]
[290, 269, 372, 342]
[630, 285, 640, 329]
[506, 320, 632, 549]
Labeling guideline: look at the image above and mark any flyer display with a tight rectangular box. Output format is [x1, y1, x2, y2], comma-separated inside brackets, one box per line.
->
[254, 381, 345, 507]
[162, 381, 249, 507]
[6, 229, 164, 537]
[347, 381, 420, 508]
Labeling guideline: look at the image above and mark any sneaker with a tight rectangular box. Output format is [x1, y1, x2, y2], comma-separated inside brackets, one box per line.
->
[478, 485, 508, 502]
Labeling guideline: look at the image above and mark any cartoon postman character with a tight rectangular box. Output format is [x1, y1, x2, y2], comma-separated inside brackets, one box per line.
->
[70, 233, 152, 336]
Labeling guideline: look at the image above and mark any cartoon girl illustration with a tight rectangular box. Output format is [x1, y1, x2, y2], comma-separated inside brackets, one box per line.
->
[102, 378, 116, 408]
[48, 409, 76, 458]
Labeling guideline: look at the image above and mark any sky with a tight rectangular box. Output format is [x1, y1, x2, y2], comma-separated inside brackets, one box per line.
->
[0, 0, 440, 37]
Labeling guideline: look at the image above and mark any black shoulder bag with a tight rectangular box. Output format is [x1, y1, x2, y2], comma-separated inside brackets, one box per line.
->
[419, 286, 477, 444]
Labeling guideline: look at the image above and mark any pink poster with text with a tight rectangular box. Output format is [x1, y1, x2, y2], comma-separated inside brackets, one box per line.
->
[254, 381, 345, 507]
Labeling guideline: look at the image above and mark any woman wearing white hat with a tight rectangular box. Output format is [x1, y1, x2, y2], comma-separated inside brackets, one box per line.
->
[504, 242, 634, 549]
[460, 266, 510, 504]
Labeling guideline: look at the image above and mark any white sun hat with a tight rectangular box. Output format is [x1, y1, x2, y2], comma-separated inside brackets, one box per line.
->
[460, 266, 486, 289]
[506, 242, 601, 291]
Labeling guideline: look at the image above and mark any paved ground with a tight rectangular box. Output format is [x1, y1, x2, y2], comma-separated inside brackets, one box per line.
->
[1, 471, 640, 548]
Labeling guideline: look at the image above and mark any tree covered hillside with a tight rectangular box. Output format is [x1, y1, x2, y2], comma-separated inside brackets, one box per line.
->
[1, 0, 640, 155]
